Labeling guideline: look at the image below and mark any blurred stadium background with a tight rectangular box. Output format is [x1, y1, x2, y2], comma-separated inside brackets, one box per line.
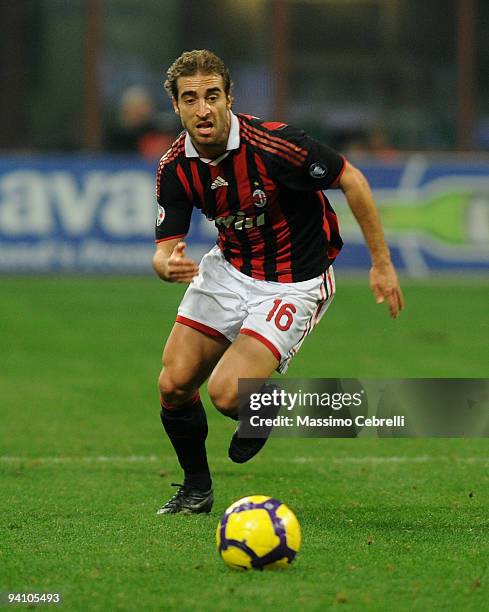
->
[0, 0, 488, 275]
[2, 2, 489, 608]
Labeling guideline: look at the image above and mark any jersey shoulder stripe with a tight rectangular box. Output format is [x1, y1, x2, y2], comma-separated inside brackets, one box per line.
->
[240, 129, 304, 167]
[240, 123, 306, 165]
[241, 119, 308, 159]
[237, 114, 308, 159]
[158, 132, 186, 170]
[240, 128, 306, 166]
[156, 133, 186, 202]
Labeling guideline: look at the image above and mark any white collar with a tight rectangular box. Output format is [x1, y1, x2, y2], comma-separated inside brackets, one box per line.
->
[184, 110, 240, 166]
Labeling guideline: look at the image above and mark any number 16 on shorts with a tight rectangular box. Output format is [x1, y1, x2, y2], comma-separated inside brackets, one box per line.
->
[266, 299, 297, 331]
[253, 271, 335, 373]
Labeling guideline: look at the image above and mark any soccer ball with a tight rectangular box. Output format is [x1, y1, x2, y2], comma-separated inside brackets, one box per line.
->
[216, 495, 301, 570]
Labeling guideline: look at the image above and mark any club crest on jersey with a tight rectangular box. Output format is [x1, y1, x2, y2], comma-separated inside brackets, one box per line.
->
[252, 188, 267, 208]
[156, 204, 165, 226]
[309, 162, 328, 178]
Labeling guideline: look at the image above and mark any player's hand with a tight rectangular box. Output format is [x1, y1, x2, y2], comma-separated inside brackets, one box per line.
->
[369, 262, 404, 319]
[166, 242, 199, 283]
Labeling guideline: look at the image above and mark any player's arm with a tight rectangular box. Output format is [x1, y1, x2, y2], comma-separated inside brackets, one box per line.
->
[152, 239, 199, 283]
[261, 122, 403, 317]
[339, 161, 404, 319]
[153, 157, 196, 283]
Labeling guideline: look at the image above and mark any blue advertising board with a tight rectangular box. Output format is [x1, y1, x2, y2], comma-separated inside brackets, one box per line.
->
[0, 154, 488, 275]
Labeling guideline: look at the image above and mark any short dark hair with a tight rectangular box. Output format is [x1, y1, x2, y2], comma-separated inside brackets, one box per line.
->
[164, 50, 232, 100]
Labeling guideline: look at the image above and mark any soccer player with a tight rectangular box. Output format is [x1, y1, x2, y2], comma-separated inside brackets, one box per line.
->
[153, 50, 403, 514]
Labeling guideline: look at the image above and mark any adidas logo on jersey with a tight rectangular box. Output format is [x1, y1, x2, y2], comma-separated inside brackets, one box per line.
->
[210, 176, 229, 190]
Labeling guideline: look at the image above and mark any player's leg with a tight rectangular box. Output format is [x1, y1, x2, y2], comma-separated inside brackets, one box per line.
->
[208, 267, 337, 463]
[207, 333, 280, 463]
[157, 322, 229, 514]
[159, 320, 229, 406]
[207, 333, 278, 416]
[157, 246, 244, 514]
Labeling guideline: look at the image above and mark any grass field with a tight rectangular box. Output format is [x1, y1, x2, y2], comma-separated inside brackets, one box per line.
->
[2, 276, 489, 611]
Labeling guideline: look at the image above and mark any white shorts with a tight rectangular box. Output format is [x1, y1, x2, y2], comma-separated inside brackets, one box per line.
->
[176, 246, 336, 374]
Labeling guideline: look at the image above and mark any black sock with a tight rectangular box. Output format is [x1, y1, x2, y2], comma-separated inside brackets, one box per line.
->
[160, 397, 212, 491]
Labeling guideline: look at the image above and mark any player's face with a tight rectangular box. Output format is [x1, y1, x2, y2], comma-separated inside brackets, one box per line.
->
[173, 72, 232, 158]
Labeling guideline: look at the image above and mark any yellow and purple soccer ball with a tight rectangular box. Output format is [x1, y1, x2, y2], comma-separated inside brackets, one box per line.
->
[216, 495, 301, 570]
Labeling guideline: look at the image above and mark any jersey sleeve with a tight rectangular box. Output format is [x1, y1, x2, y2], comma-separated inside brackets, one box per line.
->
[155, 160, 193, 242]
[263, 123, 346, 191]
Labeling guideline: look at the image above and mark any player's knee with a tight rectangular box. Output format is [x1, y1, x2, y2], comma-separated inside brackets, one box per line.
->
[158, 368, 193, 406]
[207, 378, 238, 417]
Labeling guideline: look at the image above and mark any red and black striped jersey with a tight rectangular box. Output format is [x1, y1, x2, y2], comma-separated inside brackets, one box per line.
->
[155, 112, 345, 282]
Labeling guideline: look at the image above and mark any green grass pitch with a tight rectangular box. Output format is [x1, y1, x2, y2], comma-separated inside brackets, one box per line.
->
[1, 276, 489, 610]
